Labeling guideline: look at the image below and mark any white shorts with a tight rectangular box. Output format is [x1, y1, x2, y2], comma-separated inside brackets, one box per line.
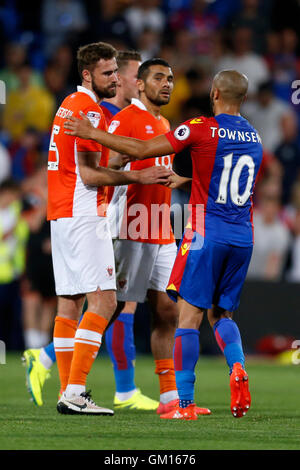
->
[50, 216, 116, 296]
[114, 239, 177, 302]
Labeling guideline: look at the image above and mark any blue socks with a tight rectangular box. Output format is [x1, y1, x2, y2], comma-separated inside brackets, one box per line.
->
[213, 317, 245, 373]
[173, 328, 200, 408]
[105, 313, 136, 393]
[43, 341, 56, 363]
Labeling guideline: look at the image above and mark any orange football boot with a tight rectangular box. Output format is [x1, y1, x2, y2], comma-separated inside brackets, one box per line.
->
[160, 403, 198, 420]
[157, 399, 211, 416]
[230, 362, 251, 418]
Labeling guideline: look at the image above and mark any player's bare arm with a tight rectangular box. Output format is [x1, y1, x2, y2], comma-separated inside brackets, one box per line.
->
[77, 151, 173, 186]
[64, 112, 175, 160]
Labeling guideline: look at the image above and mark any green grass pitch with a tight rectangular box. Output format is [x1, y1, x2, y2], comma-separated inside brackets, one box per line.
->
[0, 353, 299, 450]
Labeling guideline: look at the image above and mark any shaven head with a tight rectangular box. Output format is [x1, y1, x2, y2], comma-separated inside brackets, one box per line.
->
[210, 70, 248, 114]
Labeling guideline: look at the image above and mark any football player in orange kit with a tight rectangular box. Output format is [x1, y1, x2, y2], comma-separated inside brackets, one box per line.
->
[23, 50, 161, 411]
[47, 42, 172, 415]
[104, 59, 210, 416]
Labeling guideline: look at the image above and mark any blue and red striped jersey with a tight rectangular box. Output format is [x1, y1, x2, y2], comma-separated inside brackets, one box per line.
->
[166, 113, 263, 247]
[100, 101, 121, 123]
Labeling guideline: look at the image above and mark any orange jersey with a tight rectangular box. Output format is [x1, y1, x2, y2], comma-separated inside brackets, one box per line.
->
[108, 99, 174, 244]
[47, 86, 109, 220]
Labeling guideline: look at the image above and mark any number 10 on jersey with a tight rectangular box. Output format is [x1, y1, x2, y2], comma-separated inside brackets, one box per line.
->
[216, 153, 255, 206]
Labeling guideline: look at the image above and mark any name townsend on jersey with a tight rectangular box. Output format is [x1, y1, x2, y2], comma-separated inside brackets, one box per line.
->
[210, 127, 262, 143]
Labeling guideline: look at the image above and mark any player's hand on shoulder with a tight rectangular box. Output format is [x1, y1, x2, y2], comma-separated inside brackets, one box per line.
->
[64, 111, 94, 139]
[137, 166, 174, 185]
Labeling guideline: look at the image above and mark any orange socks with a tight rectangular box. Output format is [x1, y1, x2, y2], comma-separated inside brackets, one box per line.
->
[67, 311, 108, 389]
[155, 358, 178, 402]
[53, 316, 78, 392]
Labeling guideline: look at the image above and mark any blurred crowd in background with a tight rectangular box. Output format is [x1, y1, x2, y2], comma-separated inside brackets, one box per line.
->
[0, 0, 300, 351]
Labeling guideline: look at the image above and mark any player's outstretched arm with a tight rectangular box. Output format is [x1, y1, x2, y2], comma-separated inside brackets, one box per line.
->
[64, 112, 175, 160]
[78, 151, 173, 187]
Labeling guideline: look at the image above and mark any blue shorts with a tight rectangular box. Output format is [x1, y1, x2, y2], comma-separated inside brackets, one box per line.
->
[166, 230, 253, 312]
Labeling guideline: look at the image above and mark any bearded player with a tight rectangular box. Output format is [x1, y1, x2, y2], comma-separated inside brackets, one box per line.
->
[44, 42, 172, 415]
[23, 50, 153, 411]
[23, 50, 160, 411]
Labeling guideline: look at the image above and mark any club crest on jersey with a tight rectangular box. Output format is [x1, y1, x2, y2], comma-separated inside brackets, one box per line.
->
[145, 125, 154, 134]
[167, 283, 177, 292]
[181, 242, 191, 256]
[107, 266, 114, 277]
[174, 125, 190, 141]
[87, 111, 101, 128]
[190, 118, 203, 124]
[108, 120, 120, 134]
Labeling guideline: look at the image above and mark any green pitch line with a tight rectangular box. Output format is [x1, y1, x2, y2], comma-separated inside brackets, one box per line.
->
[0, 353, 299, 450]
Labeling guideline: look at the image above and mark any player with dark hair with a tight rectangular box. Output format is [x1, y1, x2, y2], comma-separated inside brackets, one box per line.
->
[137, 58, 171, 81]
[64, 69, 263, 420]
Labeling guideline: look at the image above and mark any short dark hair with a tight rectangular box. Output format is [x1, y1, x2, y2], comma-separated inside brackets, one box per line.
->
[117, 50, 141, 72]
[77, 42, 117, 79]
[138, 58, 171, 81]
